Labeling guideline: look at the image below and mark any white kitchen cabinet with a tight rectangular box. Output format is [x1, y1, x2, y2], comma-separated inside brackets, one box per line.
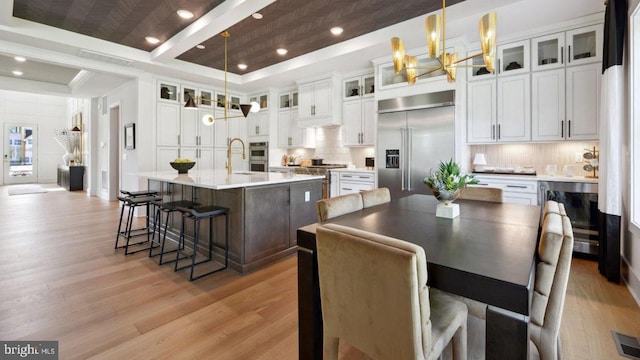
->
[566, 63, 600, 140]
[467, 74, 529, 143]
[337, 171, 375, 196]
[158, 81, 179, 103]
[297, 76, 341, 127]
[180, 109, 214, 147]
[279, 89, 298, 110]
[278, 109, 314, 148]
[157, 102, 181, 147]
[247, 110, 269, 138]
[342, 97, 375, 146]
[532, 55, 600, 141]
[472, 176, 538, 205]
[532, 68, 565, 140]
[343, 73, 375, 100]
[249, 93, 269, 111]
[497, 40, 530, 76]
[215, 92, 242, 113]
[467, 79, 496, 143]
[156, 147, 180, 172]
[532, 24, 602, 72]
[496, 74, 531, 142]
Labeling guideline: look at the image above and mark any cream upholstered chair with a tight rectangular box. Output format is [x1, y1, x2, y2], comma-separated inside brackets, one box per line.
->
[458, 211, 574, 360]
[543, 200, 567, 217]
[316, 193, 363, 221]
[458, 186, 503, 203]
[361, 187, 391, 208]
[316, 223, 468, 360]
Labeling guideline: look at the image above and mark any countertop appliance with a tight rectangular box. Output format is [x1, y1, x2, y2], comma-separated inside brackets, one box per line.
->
[538, 180, 599, 257]
[293, 164, 347, 199]
[249, 142, 268, 172]
[376, 91, 455, 199]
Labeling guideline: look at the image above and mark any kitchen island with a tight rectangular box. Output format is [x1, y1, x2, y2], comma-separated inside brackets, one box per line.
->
[138, 170, 324, 273]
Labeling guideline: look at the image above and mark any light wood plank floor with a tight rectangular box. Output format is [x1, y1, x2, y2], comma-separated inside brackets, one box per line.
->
[1, 184, 639, 359]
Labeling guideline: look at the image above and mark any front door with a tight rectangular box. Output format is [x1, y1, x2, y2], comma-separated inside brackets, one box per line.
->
[3, 123, 38, 184]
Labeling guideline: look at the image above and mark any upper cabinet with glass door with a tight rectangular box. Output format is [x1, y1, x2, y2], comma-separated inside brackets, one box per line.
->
[497, 40, 530, 76]
[343, 73, 375, 100]
[216, 92, 242, 112]
[249, 93, 269, 111]
[158, 81, 179, 103]
[377, 52, 448, 90]
[531, 24, 602, 72]
[279, 89, 298, 110]
[467, 48, 496, 81]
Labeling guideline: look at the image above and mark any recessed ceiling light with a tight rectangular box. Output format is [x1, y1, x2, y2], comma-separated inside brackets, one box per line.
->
[14, 56, 26, 62]
[196, 44, 205, 50]
[330, 27, 344, 35]
[12, 70, 23, 76]
[238, 64, 248, 70]
[145, 36, 160, 44]
[252, 13, 263, 20]
[177, 9, 194, 19]
[276, 48, 288, 56]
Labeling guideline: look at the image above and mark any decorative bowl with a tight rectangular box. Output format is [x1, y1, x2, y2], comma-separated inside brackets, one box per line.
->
[431, 188, 460, 205]
[170, 162, 196, 174]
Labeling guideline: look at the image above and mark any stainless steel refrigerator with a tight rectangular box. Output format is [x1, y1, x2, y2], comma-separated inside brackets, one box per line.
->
[377, 91, 455, 200]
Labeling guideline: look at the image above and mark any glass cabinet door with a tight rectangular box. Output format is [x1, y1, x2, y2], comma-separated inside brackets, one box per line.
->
[279, 93, 290, 109]
[363, 75, 375, 96]
[532, 33, 565, 71]
[467, 48, 495, 80]
[344, 78, 360, 100]
[566, 25, 602, 66]
[158, 82, 178, 102]
[497, 40, 529, 75]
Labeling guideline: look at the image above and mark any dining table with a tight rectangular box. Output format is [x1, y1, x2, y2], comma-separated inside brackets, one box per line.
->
[297, 194, 542, 360]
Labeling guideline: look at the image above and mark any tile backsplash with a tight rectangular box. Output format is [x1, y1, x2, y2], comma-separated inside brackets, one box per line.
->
[287, 127, 374, 168]
[469, 142, 599, 176]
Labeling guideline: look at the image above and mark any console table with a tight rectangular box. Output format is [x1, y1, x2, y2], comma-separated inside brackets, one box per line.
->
[57, 165, 85, 191]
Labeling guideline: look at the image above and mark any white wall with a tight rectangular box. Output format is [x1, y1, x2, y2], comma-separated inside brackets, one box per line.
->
[0, 90, 68, 184]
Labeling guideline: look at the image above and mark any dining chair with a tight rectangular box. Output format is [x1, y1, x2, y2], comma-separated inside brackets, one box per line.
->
[316, 193, 363, 221]
[458, 186, 503, 203]
[361, 187, 391, 208]
[452, 211, 574, 360]
[543, 200, 567, 217]
[316, 223, 468, 360]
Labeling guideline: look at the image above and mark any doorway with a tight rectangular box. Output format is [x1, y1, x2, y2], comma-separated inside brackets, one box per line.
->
[3, 123, 37, 184]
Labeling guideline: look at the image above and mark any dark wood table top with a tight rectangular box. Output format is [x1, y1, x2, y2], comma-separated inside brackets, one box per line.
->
[298, 194, 541, 315]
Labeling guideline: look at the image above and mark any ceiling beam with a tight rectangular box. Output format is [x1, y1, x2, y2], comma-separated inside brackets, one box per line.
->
[151, 0, 276, 62]
[0, 75, 71, 95]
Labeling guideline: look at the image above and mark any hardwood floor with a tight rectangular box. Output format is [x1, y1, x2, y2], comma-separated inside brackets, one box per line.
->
[1, 184, 639, 359]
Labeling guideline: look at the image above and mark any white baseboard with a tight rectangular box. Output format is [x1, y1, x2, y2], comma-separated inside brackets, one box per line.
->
[622, 256, 640, 307]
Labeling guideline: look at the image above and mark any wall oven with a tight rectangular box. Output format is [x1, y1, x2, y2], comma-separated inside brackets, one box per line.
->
[249, 142, 269, 172]
[538, 180, 599, 257]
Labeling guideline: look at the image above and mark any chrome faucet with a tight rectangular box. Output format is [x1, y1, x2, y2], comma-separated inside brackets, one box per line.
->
[226, 137, 246, 174]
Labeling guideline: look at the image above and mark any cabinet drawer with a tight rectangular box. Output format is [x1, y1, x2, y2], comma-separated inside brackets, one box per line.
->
[473, 178, 537, 193]
[339, 181, 374, 195]
[339, 172, 374, 182]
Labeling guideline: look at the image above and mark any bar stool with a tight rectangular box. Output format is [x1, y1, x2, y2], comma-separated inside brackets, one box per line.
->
[149, 199, 200, 265]
[174, 205, 229, 281]
[115, 190, 161, 255]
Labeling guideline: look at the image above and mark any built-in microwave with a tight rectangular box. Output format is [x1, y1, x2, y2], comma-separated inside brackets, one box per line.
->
[249, 142, 269, 172]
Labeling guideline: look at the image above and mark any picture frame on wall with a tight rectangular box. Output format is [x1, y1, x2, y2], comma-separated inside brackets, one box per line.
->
[124, 123, 135, 150]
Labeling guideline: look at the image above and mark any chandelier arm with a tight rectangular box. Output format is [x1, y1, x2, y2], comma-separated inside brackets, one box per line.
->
[453, 52, 484, 64]
[415, 67, 446, 78]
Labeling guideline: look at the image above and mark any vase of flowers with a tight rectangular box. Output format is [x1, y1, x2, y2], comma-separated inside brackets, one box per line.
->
[424, 159, 478, 218]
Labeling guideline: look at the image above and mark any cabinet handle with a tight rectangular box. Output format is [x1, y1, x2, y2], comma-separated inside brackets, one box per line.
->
[288, 137, 292, 146]
[492, 124, 496, 140]
[498, 59, 501, 74]
[178, 134, 180, 145]
[561, 46, 564, 64]
[342, 188, 353, 191]
[477, 183, 490, 186]
[497, 124, 501, 140]
[568, 120, 571, 138]
[506, 185, 528, 189]
[561, 120, 564, 138]
[568, 45, 571, 63]
[358, 176, 370, 179]
[256, 125, 259, 135]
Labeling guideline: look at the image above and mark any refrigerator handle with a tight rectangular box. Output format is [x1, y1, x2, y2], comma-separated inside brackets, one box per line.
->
[407, 128, 413, 191]
[400, 128, 406, 190]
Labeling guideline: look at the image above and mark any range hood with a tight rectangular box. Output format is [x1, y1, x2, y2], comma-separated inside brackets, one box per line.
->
[378, 90, 455, 113]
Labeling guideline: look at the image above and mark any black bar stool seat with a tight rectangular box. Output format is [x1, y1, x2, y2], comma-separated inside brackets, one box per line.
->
[115, 192, 161, 255]
[150, 199, 200, 264]
[174, 205, 230, 281]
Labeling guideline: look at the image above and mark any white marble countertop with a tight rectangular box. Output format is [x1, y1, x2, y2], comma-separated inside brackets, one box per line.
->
[473, 173, 599, 183]
[138, 169, 325, 190]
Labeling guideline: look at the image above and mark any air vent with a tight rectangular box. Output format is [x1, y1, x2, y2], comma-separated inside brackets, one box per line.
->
[613, 331, 640, 359]
[78, 49, 133, 66]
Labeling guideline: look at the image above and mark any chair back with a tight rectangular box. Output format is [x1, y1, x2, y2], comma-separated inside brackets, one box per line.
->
[361, 187, 391, 208]
[316, 193, 363, 221]
[543, 200, 567, 217]
[316, 223, 431, 360]
[529, 212, 574, 360]
[459, 186, 503, 202]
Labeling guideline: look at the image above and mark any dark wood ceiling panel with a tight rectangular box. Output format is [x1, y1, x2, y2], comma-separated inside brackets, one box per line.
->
[13, 0, 224, 51]
[177, 0, 463, 74]
[12, 0, 465, 73]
